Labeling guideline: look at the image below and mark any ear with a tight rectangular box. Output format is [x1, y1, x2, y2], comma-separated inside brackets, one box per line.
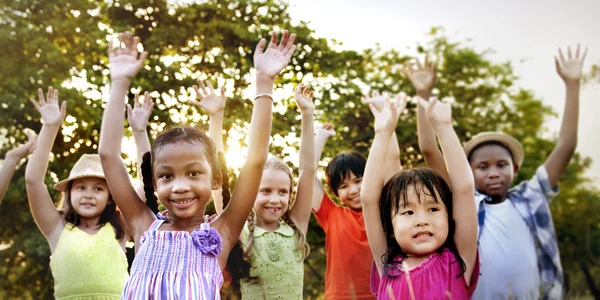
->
[212, 172, 223, 190]
[513, 164, 519, 174]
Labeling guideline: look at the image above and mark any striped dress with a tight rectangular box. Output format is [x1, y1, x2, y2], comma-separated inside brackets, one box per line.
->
[122, 220, 223, 299]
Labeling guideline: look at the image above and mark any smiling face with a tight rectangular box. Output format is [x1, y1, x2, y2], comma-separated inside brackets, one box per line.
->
[391, 184, 449, 258]
[153, 142, 220, 222]
[336, 172, 363, 211]
[469, 144, 516, 200]
[69, 177, 111, 220]
[254, 169, 292, 229]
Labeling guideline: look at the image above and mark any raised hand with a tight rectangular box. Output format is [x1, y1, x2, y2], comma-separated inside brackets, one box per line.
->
[108, 31, 148, 82]
[369, 94, 407, 133]
[294, 84, 314, 114]
[6, 130, 37, 161]
[316, 123, 336, 139]
[191, 80, 226, 116]
[417, 96, 451, 129]
[127, 91, 154, 133]
[402, 55, 436, 94]
[254, 30, 297, 80]
[361, 91, 389, 112]
[29, 87, 67, 127]
[555, 44, 587, 83]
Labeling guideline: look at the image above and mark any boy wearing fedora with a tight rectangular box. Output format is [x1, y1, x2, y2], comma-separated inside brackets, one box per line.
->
[409, 46, 587, 299]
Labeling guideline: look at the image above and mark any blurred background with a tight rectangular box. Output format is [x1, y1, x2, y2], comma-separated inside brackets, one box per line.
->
[0, 0, 598, 298]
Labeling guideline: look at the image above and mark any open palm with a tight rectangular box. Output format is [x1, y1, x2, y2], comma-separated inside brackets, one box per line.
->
[30, 87, 66, 126]
[556, 44, 587, 82]
[418, 97, 452, 129]
[254, 31, 297, 79]
[127, 91, 154, 132]
[109, 32, 148, 81]
[403, 56, 436, 93]
[192, 80, 226, 116]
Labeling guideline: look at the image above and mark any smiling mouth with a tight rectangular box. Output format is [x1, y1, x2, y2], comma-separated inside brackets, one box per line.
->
[170, 198, 195, 204]
[80, 203, 96, 208]
[488, 183, 503, 188]
[265, 207, 281, 214]
[413, 231, 433, 239]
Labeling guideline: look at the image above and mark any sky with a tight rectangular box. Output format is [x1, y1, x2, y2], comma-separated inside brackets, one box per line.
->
[287, 0, 600, 185]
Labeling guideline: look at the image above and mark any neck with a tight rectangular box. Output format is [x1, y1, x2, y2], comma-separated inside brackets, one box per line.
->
[167, 213, 206, 231]
[255, 217, 280, 232]
[78, 215, 102, 229]
[486, 194, 508, 204]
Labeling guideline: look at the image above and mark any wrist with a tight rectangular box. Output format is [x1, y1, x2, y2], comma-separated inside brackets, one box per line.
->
[132, 129, 147, 135]
[565, 80, 581, 89]
[416, 90, 432, 99]
[3, 153, 22, 165]
[256, 76, 275, 94]
[111, 79, 132, 88]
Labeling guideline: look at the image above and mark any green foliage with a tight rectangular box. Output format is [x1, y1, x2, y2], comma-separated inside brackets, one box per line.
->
[0, 1, 599, 298]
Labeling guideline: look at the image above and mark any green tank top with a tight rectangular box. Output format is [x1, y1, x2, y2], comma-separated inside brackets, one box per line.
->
[50, 223, 128, 300]
[240, 221, 304, 299]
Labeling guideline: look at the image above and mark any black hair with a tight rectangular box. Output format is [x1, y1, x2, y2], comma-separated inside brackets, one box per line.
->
[61, 180, 124, 240]
[379, 167, 465, 278]
[467, 141, 515, 165]
[140, 126, 223, 213]
[325, 151, 366, 196]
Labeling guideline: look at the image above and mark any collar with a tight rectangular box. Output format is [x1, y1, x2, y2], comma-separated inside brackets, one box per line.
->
[253, 221, 294, 237]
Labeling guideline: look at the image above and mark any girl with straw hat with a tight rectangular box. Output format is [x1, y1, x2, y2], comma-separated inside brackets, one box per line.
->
[25, 87, 129, 300]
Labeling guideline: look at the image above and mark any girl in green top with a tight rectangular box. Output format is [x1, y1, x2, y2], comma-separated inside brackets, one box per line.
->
[25, 87, 129, 299]
[211, 84, 315, 299]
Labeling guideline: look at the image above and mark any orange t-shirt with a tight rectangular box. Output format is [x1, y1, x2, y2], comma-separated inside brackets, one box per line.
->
[313, 193, 375, 299]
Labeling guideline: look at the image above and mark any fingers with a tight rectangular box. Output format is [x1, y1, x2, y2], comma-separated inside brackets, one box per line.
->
[52, 88, 59, 104]
[206, 81, 215, 93]
[254, 38, 267, 56]
[323, 123, 334, 131]
[38, 88, 46, 105]
[278, 30, 289, 51]
[567, 46, 573, 59]
[395, 94, 408, 115]
[29, 98, 41, 111]
[415, 57, 423, 70]
[198, 79, 208, 95]
[268, 31, 278, 49]
[558, 48, 566, 63]
[220, 86, 226, 99]
[60, 101, 67, 119]
[424, 55, 430, 69]
[554, 56, 561, 73]
[193, 85, 203, 99]
[368, 103, 379, 117]
[126, 103, 133, 119]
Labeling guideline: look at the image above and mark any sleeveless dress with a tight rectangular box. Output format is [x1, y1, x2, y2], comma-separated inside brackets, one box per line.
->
[50, 223, 128, 300]
[370, 248, 480, 300]
[122, 219, 223, 299]
[240, 221, 304, 299]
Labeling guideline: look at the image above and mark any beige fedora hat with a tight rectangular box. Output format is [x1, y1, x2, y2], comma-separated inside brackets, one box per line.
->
[54, 154, 106, 191]
[463, 132, 524, 168]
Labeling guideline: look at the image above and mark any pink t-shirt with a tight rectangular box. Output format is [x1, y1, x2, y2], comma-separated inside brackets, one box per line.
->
[370, 248, 479, 300]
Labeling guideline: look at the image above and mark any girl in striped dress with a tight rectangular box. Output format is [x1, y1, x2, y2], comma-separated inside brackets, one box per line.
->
[98, 31, 297, 299]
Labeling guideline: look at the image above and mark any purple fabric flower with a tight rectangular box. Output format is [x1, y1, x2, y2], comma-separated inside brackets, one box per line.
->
[191, 227, 222, 256]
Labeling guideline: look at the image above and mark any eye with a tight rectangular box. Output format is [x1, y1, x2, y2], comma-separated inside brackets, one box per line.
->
[279, 190, 289, 195]
[159, 173, 173, 180]
[428, 207, 440, 212]
[498, 162, 507, 168]
[189, 171, 201, 177]
[338, 184, 347, 189]
[479, 165, 487, 170]
[401, 210, 414, 216]
[355, 178, 363, 184]
[94, 187, 104, 192]
[260, 189, 271, 194]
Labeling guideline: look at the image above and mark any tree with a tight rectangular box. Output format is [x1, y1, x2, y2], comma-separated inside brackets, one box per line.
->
[1, 1, 598, 299]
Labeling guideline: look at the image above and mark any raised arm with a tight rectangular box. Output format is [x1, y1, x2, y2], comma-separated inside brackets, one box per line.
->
[127, 91, 154, 200]
[403, 57, 449, 182]
[418, 96, 477, 285]
[0, 131, 37, 206]
[98, 32, 153, 238]
[24, 87, 68, 249]
[362, 91, 404, 181]
[191, 80, 226, 214]
[289, 84, 316, 233]
[360, 95, 406, 274]
[215, 31, 297, 260]
[311, 123, 335, 211]
[545, 45, 587, 188]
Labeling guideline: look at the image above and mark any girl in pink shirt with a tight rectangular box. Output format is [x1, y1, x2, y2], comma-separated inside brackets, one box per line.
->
[361, 95, 479, 299]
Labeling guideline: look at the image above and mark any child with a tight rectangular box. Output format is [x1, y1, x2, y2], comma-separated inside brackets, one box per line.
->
[361, 96, 479, 299]
[0, 130, 37, 206]
[98, 31, 296, 298]
[25, 87, 129, 299]
[311, 91, 402, 299]
[210, 84, 315, 298]
[415, 46, 586, 299]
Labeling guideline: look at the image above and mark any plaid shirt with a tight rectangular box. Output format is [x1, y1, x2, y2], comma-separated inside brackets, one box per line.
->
[476, 166, 563, 300]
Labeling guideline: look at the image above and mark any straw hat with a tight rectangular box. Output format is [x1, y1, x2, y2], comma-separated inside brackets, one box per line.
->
[54, 154, 106, 191]
[463, 132, 524, 168]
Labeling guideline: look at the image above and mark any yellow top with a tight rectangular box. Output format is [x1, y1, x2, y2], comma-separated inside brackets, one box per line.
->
[50, 223, 128, 300]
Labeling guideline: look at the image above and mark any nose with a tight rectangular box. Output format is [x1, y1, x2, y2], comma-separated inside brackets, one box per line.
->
[488, 167, 500, 179]
[349, 183, 360, 195]
[414, 212, 429, 227]
[171, 178, 191, 193]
